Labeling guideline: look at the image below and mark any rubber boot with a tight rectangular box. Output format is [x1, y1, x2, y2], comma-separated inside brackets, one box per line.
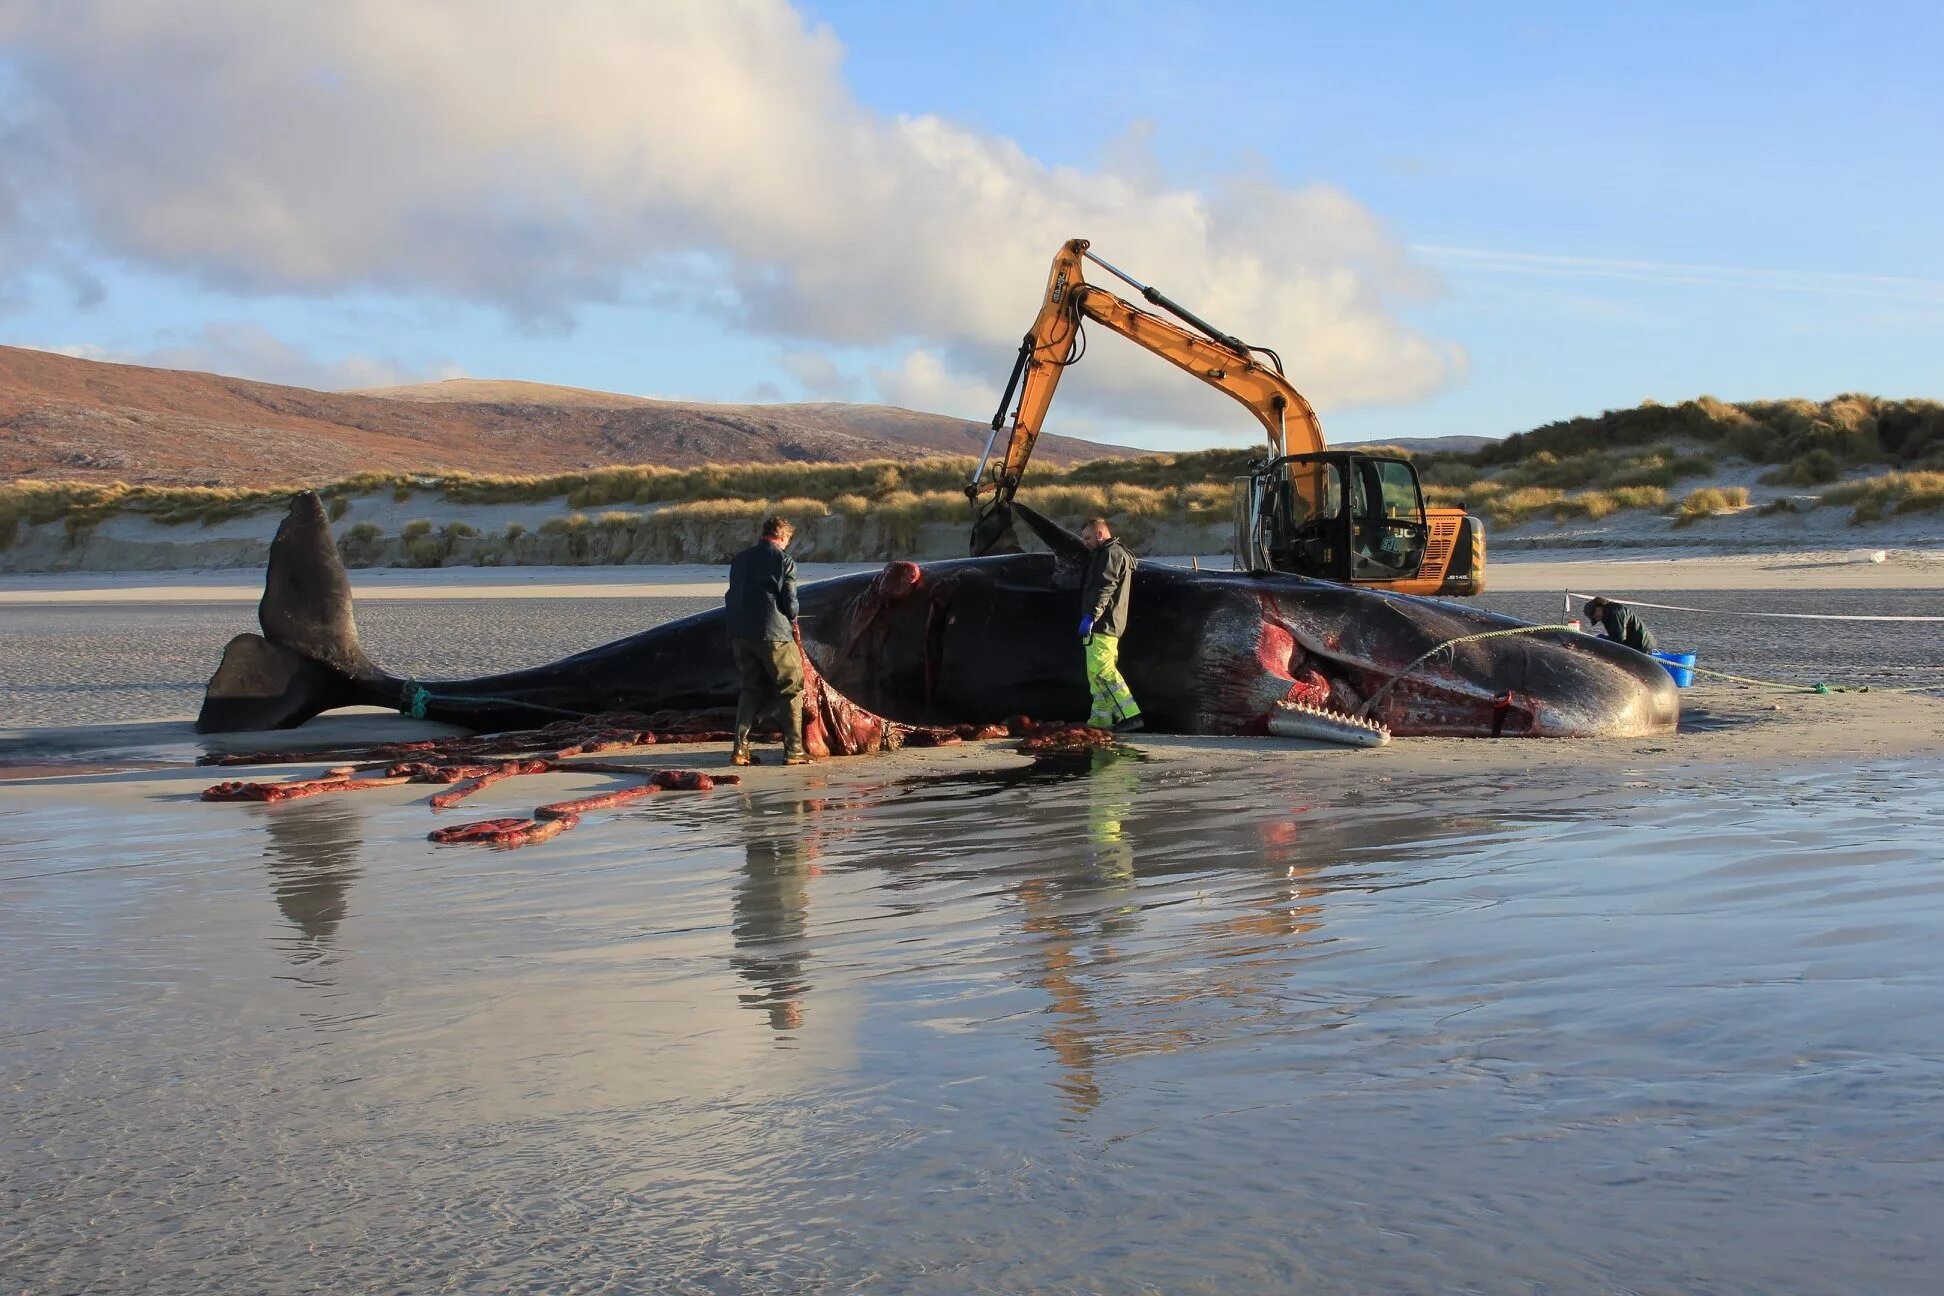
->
[782, 700, 811, 765]
[733, 693, 759, 766]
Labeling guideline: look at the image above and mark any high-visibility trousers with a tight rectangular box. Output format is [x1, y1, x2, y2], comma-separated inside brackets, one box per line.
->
[1084, 632, 1141, 728]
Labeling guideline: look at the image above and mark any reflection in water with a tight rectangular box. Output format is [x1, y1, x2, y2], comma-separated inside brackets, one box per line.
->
[856, 755, 1508, 1119]
[1017, 750, 1141, 1115]
[732, 796, 824, 1032]
[261, 801, 363, 961]
[10, 753, 1944, 1292]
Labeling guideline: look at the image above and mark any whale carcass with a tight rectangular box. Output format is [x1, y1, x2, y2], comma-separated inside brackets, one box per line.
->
[197, 493, 1678, 740]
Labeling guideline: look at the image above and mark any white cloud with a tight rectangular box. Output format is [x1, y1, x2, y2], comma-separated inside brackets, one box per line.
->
[1417, 245, 1944, 304]
[27, 324, 453, 390]
[778, 349, 862, 401]
[0, 0, 1458, 432]
[871, 349, 1003, 422]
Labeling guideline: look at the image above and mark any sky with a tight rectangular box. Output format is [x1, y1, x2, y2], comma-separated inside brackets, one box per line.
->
[1, 0, 1939, 450]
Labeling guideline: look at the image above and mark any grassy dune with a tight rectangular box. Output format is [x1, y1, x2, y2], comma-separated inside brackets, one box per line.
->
[5, 395, 1942, 555]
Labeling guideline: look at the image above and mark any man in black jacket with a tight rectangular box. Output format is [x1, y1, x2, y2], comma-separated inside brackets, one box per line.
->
[725, 516, 810, 766]
[1078, 517, 1143, 732]
[1582, 596, 1658, 654]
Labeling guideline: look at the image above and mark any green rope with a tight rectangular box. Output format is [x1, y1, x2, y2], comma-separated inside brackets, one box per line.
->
[398, 683, 590, 720]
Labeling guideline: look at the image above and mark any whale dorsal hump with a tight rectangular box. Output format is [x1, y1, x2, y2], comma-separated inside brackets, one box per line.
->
[1013, 502, 1089, 590]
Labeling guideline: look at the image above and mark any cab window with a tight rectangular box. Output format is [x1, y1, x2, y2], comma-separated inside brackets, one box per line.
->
[1350, 459, 1428, 581]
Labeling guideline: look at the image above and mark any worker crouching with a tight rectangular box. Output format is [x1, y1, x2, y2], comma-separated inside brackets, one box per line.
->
[726, 515, 811, 766]
[1582, 595, 1658, 654]
[1078, 517, 1144, 733]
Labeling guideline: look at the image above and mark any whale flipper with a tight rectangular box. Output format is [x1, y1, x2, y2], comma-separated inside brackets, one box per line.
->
[196, 492, 380, 732]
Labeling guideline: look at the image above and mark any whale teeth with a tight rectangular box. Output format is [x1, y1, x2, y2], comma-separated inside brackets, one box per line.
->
[1266, 700, 1393, 748]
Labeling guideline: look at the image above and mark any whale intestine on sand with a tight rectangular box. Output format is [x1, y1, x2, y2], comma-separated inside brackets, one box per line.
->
[197, 492, 1678, 744]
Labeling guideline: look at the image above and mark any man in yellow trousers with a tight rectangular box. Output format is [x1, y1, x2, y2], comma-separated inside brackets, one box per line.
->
[1077, 517, 1143, 733]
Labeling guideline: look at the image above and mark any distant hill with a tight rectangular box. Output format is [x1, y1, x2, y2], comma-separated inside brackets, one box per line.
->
[1339, 434, 1495, 455]
[0, 348, 1139, 486]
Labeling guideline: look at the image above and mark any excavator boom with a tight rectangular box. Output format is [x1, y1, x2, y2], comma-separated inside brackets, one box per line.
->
[968, 239, 1484, 596]
[970, 239, 1323, 552]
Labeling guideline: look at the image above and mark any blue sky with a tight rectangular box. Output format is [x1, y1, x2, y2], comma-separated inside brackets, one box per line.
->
[2, 0, 1939, 450]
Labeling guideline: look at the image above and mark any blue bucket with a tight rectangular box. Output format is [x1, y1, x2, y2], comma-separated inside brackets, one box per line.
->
[1652, 651, 1697, 688]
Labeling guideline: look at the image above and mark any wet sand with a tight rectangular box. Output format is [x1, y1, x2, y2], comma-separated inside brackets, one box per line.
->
[6, 739, 1944, 1292]
[5, 568, 1944, 1292]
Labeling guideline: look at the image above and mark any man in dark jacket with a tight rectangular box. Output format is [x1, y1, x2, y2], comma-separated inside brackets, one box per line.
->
[1582, 596, 1658, 654]
[1078, 517, 1143, 732]
[725, 516, 810, 766]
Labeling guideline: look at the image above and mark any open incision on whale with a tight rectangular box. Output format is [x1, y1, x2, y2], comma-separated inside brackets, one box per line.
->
[198, 493, 1679, 742]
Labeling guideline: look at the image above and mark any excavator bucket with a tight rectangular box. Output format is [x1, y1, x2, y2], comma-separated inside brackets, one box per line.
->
[969, 500, 1024, 556]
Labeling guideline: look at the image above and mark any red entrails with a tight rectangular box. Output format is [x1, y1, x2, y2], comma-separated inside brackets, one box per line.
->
[428, 759, 554, 810]
[200, 774, 412, 802]
[428, 815, 579, 846]
[535, 784, 661, 818]
[1018, 725, 1116, 755]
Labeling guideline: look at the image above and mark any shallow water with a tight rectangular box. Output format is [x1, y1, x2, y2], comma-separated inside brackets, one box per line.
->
[5, 754, 1943, 1293]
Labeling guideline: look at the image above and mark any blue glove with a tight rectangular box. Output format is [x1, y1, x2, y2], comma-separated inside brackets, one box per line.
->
[1078, 615, 1095, 638]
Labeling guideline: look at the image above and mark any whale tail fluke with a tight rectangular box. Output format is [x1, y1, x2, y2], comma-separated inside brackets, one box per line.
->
[1011, 502, 1092, 589]
[196, 492, 380, 733]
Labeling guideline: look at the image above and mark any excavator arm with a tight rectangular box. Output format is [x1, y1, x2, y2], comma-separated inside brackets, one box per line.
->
[968, 237, 1325, 554]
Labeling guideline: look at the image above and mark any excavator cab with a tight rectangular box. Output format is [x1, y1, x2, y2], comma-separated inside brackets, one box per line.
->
[1235, 452, 1431, 585]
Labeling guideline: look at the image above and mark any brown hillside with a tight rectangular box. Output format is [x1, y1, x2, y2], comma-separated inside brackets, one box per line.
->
[0, 347, 1138, 485]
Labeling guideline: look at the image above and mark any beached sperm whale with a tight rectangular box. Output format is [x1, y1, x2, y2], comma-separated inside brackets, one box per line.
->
[197, 492, 1678, 739]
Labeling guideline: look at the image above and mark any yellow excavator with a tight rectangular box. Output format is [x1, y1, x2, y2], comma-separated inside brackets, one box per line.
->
[967, 238, 1485, 596]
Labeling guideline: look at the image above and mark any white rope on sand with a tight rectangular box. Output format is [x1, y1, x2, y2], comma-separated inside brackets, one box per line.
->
[1565, 592, 1944, 623]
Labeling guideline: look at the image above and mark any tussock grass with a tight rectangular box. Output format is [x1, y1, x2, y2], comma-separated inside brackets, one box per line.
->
[1060, 447, 1255, 488]
[1493, 445, 1714, 492]
[6, 392, 1939, 553]
[1417, 458, 1482, 488]
[1673, 486, 1752, 525]
[1820, 471, 1944, 523]
[1759, 448, 1842, 486]
[1480, 394, 1944, 468]
[0, 480, 308, 538]
[1480, 487, 1564, 526]
[1182, 482, 1230, 515]
[335, 521, 387, 568]
[1611, 485, 1671, 510]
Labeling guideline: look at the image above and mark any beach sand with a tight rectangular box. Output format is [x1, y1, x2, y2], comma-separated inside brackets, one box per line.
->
[2, 545, 1940, 604]
[6, 556, 1944, 1291]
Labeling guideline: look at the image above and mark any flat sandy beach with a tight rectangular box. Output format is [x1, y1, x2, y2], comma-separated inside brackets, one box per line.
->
[5, 552, 1944, 1293]
[3, 544, 1941, 604]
